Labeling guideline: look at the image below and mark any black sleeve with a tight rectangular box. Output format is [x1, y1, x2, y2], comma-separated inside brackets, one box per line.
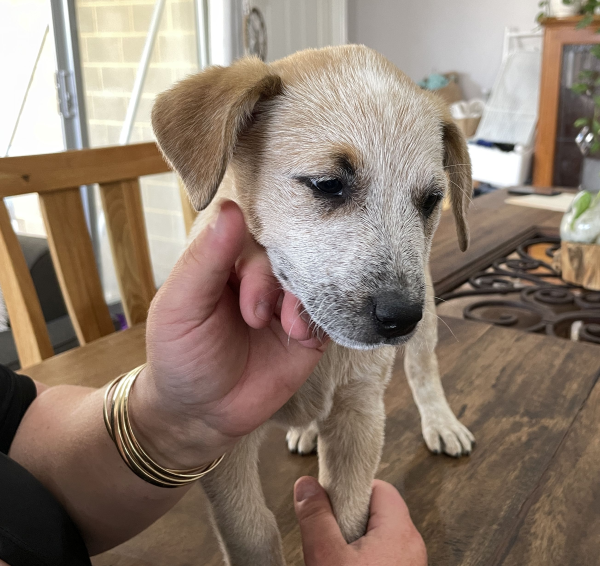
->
[0, 365, 91, 565]
[0, 453, 92, 566]
[0, 364, 37, 455]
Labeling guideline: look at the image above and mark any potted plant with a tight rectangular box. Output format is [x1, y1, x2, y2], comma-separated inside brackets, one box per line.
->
[537, 0, 581, 20]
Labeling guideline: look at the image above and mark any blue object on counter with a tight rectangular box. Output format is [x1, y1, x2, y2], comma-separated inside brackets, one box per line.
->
[474, 139, 495, 147]
[418, 73, 449, 91]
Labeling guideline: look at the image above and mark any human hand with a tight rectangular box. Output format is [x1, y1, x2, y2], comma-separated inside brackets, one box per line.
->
[294, 477, 427, 566]
[131, 201, 327, 468]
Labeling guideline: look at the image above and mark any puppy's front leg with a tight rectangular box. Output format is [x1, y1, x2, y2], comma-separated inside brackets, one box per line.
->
[404, 266, 475, 456]
[200, 427, 285, 566]
[317, 380, 386, 542]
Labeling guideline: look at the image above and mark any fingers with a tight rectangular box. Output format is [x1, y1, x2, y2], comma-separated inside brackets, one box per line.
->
[280, 292, 312, 340]
[365, 480, 413, 535]
[294, 477, 347, 566]
[151, 201, 247, 326]
[237, 235, 283, 329]
[364, 480, 427, 562]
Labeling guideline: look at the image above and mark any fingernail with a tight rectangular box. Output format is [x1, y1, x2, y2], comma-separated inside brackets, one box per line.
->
[255, 300, 274, 322]
[295, 477, 320, 502]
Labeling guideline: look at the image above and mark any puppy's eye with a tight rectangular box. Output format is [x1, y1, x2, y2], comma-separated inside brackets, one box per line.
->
[421, 193, 442, 216]
[312, 178, 344, 196]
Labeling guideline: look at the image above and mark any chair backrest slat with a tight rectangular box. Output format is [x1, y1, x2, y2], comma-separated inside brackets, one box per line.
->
[39, 188, 115, 344]
[0, 143, 179, 367]
[0, 142, 170, 198]
[0, 200, 54, 366]
[99, 178, 156, 326]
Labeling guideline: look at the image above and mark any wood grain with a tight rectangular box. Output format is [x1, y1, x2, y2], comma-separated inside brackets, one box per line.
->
[73, 318, 600, 566]
[498, 368, 600, 566]
[25, 324, 146, 388]
[0, 143, 170, 198]
[0, 200, 53, 366]
[39, 188, 115, 344]
[100, 179, 156, 326]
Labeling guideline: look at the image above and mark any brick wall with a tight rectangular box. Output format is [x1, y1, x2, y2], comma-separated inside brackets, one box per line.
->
[76, 0, 198, 296]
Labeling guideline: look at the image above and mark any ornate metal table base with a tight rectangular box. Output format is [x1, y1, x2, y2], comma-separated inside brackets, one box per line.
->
[438, 237, 600, 345]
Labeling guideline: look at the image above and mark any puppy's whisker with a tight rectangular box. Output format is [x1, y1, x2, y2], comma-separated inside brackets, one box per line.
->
[448, 179, 474, 204]
[431, 311, 458, 342]
[286, 299, 304, 346]
[258, 286, 283, 303]
[443, 163, 470, 169]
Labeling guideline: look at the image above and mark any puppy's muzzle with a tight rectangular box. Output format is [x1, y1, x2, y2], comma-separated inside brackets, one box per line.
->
[372, 292, 423, 339]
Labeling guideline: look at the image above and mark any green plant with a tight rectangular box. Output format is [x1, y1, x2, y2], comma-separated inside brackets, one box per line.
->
[577, 0, 600, 28]
[572, 44, 600, 154]
[536, 0, 599, 24]
[537, 0, 579, 23]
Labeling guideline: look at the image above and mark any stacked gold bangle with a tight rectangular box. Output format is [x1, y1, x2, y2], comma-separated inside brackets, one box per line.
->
[103, 364, 224, 488]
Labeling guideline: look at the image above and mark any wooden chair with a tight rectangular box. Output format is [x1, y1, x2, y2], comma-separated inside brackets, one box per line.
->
[0, 142, 195, 368]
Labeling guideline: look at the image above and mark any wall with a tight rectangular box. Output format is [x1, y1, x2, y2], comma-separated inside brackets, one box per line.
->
[348, 0, 540, 100]
[75, 0, 196, 299]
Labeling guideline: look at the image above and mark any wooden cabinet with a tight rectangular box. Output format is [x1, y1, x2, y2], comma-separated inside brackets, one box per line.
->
[535, 16, 600, 187]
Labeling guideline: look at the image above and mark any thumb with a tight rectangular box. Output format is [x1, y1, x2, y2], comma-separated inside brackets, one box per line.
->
[294, 477, 347, 566]
[152, 200, 247, 325]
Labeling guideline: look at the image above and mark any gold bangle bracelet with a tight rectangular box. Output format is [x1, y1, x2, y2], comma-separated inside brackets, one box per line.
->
[103, 364, 225, 488]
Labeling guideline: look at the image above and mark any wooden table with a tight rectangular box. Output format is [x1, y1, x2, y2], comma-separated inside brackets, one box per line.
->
[25, 190, 600, 566]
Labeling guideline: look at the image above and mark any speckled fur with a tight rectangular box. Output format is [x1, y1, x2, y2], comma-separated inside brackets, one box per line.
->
[152, 45, 474, 566]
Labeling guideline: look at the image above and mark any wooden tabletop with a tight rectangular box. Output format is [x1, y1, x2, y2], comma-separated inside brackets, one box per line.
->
[24, 191, 600, 566]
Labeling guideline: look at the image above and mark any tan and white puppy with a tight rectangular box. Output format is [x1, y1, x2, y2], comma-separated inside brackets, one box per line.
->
[152, 45, 474, 566]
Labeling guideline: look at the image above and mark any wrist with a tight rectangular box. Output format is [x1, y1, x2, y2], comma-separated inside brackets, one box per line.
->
[127, 366, 228, 470]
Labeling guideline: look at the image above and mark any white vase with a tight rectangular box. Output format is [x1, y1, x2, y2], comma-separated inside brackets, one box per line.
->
[550, 0, 580, 17]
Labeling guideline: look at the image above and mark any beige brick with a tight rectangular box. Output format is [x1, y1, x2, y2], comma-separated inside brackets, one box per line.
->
[77, 6, 95, 33]
[143, 66, 173, 93]
[86, 37, 122, 63]
[148, 238, 185, 283]
[135, 97, 154, 122]
[95, 5, 132, 33]
[106, 125, 122, 145]
[102, 67, 135, 92]
[152, 264, 171, 287]
[90, 95, 128, 121]
[145, 210, 186, 241]
[171, 1, 195, 32]
[132, 4, 154, 33]
[83, 67, 103, 91]
[158, 34, 195, 64]
[133, 123, 154, 140]
[141, 180, 182, 212]
[88, 124, 109, 147]
[121, 36, 161, 63]
[129, 125, 151, 143]
[172, 65, 197, 82]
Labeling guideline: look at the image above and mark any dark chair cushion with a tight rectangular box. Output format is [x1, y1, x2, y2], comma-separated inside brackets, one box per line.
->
[1, 235, 124, 370]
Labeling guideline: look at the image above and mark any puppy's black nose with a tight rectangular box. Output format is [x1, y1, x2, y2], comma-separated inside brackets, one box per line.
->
[373, 292, 422, 339]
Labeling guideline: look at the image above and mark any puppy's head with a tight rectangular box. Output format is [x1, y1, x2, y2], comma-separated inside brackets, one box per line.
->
[152, 46, 472, 349]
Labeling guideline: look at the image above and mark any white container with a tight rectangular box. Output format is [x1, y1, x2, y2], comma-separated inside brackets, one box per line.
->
[468, 143, 533, 188]
[550, 0, 580, 17]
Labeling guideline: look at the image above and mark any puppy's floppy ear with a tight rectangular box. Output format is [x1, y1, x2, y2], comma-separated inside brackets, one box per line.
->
[151, 57, 282, 211]
[442, 119, 472, 252]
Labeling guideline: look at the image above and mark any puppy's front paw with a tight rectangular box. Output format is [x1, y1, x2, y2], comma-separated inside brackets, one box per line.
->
[286, 424, 318, 455]
[421, 408, 475, 457]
